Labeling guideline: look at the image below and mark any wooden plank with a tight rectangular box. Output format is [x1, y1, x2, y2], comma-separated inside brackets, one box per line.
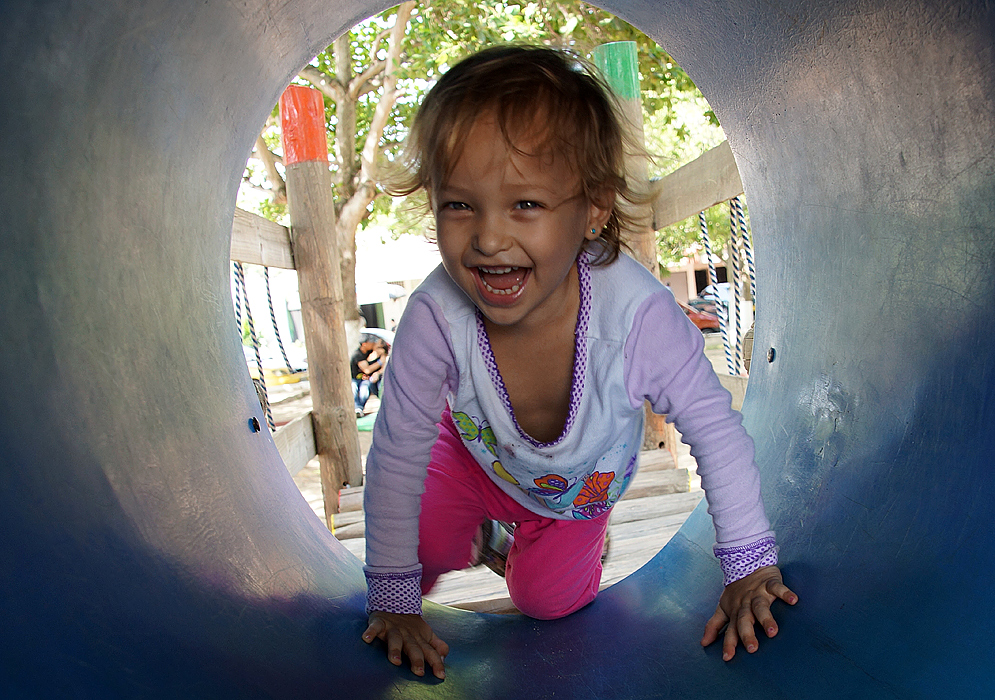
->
[447, 596, 520, 614]
[650, 140, 744, 231]
[717, 373, 749, 411]
[229, 207, 295, 269]
[426, 565, 510, 606]
[272, 411, 317, 477]
[599, 527, 687, 586]
[637, 446, 678, 471]
[338, 485, 364, 513]
[333, 520, 366, 540]
[610, 490, 704, 525]
[338, 537, 366, 561]
[621, 468, 689, 500]
[608, 511, 693, 544]
[330, 509, 365, 529]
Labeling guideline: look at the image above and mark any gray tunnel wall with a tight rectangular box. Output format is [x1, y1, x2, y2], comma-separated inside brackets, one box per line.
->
[1, 0, 993, 697]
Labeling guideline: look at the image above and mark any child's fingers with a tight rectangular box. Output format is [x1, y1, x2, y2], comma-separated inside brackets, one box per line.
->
[403, 631, 447, 679]
[363, 613, 447, 679]
[701, 607, 728, 647]
[362, 618, 385, 644]
[722, 619, 740, 661]
[431, 634, 450, 660]
[386, 629, 405, 667]
[423, 639, 448, 680]
[751, 595, 778, 638]
[767, 579, 799, 605]
[736, 603, 760, 654]
[402, 636, 428, 676]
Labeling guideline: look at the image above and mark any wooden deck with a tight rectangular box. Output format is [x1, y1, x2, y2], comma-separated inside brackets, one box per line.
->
[292, 430, 704, 614]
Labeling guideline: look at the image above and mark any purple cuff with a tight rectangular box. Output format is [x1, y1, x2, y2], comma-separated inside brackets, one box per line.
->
[365, 568, 423, 615]
[714, 536, 779, 586]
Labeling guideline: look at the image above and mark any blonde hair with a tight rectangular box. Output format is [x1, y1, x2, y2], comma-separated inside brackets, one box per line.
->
[384, 44, 644, 265]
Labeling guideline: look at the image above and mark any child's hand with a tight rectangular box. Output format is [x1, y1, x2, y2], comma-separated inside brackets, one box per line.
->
[700, 565, 797, 661]
[362, 611, 449, 679]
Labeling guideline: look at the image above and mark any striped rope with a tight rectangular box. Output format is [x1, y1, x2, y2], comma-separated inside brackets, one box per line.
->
[264, 266, 296, 374]
[728, 204, 744, 374]
[234, 262, 274, 431]
[699, 211, 736, 375]
[731, 196, 757, 302]
[232, 262, 243, 334]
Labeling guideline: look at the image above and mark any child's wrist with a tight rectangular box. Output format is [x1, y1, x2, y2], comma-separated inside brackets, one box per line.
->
[714, 536, 778, 586]
[364, 567, 423, 616]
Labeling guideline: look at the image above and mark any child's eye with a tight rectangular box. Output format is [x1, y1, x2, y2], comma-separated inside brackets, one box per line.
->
[439, 201, 471, 212]
[515, 201, 542, 210]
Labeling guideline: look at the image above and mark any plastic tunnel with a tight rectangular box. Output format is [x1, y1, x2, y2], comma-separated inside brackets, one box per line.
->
[1, 0, 994, 697]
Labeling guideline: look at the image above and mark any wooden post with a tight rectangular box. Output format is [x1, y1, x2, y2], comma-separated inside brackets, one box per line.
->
[594, 42, 678, 462]
[280, 85, 363, 527]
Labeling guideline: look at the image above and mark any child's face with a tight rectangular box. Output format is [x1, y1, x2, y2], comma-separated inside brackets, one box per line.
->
[433, 115, 610, 330]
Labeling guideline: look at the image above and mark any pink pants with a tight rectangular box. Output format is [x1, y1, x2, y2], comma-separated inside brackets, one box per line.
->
[418, 411, 610, 620]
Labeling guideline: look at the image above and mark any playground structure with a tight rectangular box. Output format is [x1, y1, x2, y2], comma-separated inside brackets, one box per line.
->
[2, 1, 994, 698]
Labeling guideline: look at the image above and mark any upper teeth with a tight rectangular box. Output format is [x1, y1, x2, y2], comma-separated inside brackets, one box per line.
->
[479, 266, 518, 274]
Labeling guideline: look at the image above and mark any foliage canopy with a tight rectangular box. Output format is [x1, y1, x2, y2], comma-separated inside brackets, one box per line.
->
[238, 1, 739, 280]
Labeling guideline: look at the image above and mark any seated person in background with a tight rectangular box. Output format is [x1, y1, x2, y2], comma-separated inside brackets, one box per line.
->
[368, 339, 391, 399]
[351, 334, 385, 416]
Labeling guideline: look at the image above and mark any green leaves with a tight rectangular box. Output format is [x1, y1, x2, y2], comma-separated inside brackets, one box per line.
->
[238, 0, 729, 269]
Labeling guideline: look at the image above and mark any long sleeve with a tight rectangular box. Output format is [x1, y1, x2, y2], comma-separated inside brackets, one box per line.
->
[623, 290, 777, 583]
[362, 292, 459, 613]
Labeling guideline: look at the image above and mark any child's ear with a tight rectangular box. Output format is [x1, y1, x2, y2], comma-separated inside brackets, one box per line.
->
[585, 194, 613, 240]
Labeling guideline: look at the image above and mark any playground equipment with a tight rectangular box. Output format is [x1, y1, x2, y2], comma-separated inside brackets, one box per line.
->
[232, 261, 306, 431]
[1, 0, 994, 697]
[695, 196, 756, 376]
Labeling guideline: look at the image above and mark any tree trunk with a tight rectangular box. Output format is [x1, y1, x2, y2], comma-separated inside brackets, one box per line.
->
[335, 1, 414, 332]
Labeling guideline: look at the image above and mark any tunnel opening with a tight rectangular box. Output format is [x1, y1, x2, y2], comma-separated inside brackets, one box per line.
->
[228, 1, 758, 615]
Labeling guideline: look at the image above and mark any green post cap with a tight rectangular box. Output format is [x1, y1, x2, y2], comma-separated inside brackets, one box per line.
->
[593, 41, 641, 101]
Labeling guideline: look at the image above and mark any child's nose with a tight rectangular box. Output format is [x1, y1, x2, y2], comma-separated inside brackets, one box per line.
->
[472, 215, 512, 256]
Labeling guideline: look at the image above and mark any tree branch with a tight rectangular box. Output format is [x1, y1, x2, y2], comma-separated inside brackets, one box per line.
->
[336, 0, 415, 324]
[348, 58, 387, 100]
[334, 33, 357, 188]
[299, 64, 345, 102]
[359, 1, 414, 184]
[368, 26, 392, 66]
[253, 134, 286, 205]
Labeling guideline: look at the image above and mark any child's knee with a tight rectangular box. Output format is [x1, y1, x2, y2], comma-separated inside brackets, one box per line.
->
[506, 567, 600, 620]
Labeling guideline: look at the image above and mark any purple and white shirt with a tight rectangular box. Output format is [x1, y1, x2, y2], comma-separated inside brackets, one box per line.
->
[363, 252, 777, 615]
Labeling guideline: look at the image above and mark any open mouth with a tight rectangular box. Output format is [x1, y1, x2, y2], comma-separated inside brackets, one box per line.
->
[474, 266, 530, 303]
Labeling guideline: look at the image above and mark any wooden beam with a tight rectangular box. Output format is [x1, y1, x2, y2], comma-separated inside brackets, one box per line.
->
[650, 140, 744, 231]
[230, 207, 295, 269]
[272, 411, 317, 476]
